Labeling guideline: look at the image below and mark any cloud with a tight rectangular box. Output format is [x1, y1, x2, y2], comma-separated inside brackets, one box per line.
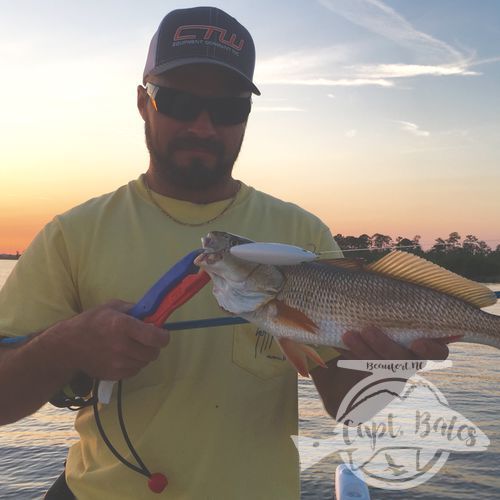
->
[256, 45, 394, 87]
[318, 0, 466, 64]
[398, 121, 430, 137]
[352, 63, 479, 79]
[255, 45, 377, 87]
[469, 56, 500, 67]
[345, 129, 358, 138]
[255, 0, 488, 90]
[253, 106, 305, 112]
[255, 45, 353, 79]
[259, 77, 393, 87]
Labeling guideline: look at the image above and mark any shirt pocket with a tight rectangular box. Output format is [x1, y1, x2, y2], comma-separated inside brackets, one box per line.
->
[232, 323, 293, 380]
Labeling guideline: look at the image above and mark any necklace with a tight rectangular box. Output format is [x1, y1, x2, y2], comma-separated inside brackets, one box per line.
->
[143, 175, 241, 227]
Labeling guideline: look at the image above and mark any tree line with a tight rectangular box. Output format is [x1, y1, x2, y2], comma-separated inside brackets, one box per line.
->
[334, 232, 500, 283]
[0, 252, 20, 260]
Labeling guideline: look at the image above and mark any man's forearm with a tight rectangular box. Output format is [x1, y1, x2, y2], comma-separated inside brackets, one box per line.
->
[0, 324, 77, 425]
[0, 300, 171, 426]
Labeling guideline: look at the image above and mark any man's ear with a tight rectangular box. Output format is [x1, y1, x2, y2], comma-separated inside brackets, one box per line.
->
[137, 85, 148, 121]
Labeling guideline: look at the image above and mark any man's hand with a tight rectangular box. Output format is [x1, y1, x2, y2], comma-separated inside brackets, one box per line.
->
[51, 300, 170, 381]
[311, 327, 454, 419]
[339, 326, 453, 360]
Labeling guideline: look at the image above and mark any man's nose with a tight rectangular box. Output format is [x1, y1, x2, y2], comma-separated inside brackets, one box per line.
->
[186, 109, 217, 138]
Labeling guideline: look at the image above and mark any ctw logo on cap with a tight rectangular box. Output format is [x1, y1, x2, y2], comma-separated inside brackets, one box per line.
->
[174, 25, 245, 51]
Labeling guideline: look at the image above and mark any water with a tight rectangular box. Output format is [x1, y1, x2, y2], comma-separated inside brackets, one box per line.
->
[0, 259, 499, 499]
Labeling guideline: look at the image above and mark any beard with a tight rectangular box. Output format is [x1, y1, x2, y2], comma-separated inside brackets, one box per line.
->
[144, 121, 244, 190]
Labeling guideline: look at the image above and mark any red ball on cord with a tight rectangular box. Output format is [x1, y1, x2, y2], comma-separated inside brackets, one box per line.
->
[148, 473, 168, 493]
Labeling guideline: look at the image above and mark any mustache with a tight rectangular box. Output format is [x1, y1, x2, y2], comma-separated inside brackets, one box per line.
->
[170, 137, 224, 155]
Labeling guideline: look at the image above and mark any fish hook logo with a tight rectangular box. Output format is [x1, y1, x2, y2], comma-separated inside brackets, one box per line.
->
[292, 360, 490, 490]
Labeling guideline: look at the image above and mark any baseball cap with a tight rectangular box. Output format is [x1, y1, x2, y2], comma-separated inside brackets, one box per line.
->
[143, 6, 261, 95]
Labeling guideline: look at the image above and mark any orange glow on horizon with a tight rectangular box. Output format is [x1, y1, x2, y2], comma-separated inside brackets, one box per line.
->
[1, 190, 498, 255]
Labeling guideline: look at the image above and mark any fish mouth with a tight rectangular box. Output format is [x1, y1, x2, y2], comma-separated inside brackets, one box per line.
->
[201, 232, 254, 251]
[194, 251, 223, 266]
[200, 233, 233, 254]
[196, 231, 255, 267]
[195, 235, 225, 266]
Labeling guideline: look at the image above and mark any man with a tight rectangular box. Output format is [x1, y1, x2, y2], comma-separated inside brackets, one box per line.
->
[0, 7, 449, 499]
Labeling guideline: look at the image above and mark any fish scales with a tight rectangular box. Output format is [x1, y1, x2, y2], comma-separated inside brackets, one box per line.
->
[255, 263, 500, 349]
[196, 231, 500, 354]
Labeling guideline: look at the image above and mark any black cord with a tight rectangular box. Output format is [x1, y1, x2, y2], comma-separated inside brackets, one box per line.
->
[92, 380, 150, 477]
[117, 380, 151, 475]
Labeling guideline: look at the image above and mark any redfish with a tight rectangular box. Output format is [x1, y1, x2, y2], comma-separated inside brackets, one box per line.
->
[194, 231, 499, 376]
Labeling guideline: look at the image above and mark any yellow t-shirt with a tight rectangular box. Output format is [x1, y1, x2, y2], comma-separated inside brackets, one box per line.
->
[0, 176, 341, 499]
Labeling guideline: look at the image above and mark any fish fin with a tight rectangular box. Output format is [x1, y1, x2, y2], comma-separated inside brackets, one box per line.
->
[316, 258, 366, 271]
[272, 300, 319, 334]
[277, 338, 326, 377]
[300, 344, 328, 369]
[366, 251, 497, 308]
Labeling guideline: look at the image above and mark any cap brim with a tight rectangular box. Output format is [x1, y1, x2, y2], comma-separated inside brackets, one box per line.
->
[145, 57, 261, 95]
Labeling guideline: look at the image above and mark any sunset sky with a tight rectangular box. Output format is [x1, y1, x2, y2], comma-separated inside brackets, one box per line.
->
[1, 0, 499, 253]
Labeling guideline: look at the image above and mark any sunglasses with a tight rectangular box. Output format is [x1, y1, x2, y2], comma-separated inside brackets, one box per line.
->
[145, 83, 252, 126]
